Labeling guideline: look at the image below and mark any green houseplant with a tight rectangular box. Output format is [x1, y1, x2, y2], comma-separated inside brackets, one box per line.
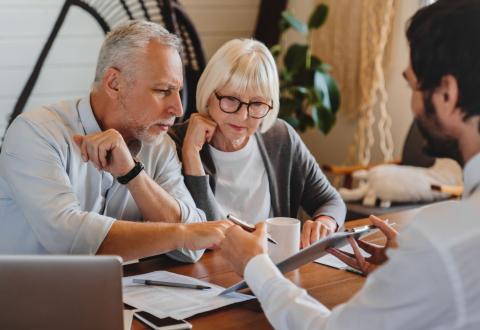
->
[271, 3, 340, 133]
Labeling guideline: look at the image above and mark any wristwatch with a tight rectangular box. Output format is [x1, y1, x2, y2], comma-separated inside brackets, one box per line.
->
[117, 158, 144, 184]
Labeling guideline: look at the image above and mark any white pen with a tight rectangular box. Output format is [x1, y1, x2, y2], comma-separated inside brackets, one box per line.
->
[345, 219, 396, 233]
[226, 214, 279, 245]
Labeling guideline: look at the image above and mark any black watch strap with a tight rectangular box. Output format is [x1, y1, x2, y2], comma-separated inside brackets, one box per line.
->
[117, 159, 144, 184]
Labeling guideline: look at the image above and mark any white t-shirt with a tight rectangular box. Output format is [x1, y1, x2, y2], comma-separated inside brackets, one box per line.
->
[210, 137, 271, 224]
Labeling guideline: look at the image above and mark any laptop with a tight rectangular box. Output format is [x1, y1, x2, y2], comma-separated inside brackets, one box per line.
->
[0, 255, 123, 330]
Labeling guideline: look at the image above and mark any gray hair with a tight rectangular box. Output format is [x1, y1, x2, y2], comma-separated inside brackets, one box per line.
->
[93, 20, 183, 86]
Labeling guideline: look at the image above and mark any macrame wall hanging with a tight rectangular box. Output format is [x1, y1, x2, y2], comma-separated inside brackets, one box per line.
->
[352, 0, 395, 165]
[311, 0, 396, 166]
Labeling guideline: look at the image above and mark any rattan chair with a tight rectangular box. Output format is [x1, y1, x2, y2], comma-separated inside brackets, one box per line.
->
[6, 0, 205, 138]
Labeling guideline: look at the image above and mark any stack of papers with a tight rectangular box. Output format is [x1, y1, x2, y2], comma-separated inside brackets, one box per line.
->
[123, 271, 254, 320]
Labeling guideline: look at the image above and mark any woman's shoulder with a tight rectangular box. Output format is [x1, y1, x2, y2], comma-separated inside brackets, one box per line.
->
[260, 118, 301, 144]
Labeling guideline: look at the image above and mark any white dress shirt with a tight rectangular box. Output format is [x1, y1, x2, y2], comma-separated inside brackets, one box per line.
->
[244, 153, 480, 330]
[210, 137, 271, 224]
[0, 97, 205, 262]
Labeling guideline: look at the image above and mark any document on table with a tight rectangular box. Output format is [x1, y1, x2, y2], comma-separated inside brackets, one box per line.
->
[123, 309, 135, 330]
[122, 271, 254, 320]
[314, 242, 370, 269]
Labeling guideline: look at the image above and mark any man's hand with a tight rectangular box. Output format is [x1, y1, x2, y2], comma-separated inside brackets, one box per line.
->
[73, 129, 134, 177]
[327, 215, 399, 275]
[219, 223, 268, 276]
[181, 220, 233, 251]
[182, 114, 217, 176]
[301, 216, 337, 248]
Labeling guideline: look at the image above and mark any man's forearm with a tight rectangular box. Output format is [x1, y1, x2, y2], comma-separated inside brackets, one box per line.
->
[244, 254, 331, 330]
[96, 220, 184, 261]
[126, 171, 181, 222]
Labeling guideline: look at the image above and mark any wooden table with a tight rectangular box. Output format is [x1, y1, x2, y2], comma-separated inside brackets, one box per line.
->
[125, 209, 419, 329]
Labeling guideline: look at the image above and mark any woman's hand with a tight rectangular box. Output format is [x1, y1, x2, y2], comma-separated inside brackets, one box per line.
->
[182, 113, 217, 175]
[301, 216, 337, 248]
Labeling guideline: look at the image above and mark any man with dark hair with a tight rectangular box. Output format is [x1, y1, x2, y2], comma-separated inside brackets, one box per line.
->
[219, 1, 480, 329]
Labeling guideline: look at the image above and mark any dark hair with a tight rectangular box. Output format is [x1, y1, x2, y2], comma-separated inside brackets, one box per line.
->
[407, 0, 480, 120]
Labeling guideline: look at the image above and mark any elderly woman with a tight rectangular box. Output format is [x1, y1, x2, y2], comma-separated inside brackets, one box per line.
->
[169, 39, 345, 247]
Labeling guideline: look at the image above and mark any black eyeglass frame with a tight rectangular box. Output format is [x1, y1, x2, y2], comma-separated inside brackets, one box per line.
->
[214, 92, 273, 119]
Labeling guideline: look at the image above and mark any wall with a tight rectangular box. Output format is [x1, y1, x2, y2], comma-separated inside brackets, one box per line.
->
[0, 0, 260, 137]
[0, 0, 419, 168]
[0, 0, 105, 136]
[180, 0, 260, 59]
[287, 0, 420, 167]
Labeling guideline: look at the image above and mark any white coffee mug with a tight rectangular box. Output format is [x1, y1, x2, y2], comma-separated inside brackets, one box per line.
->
[266, 217, 301, 263]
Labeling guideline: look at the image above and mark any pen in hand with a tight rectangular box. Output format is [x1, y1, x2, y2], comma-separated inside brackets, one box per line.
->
[226, 214, 279, 245]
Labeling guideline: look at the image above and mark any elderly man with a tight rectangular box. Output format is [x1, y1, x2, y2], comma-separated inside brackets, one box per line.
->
[0, 20, 230, 262]
[219, 0, 480, 329]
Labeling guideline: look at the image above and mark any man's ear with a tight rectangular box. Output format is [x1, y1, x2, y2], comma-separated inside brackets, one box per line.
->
[433, 74, 459, 116]
[103, 67, 122, 98]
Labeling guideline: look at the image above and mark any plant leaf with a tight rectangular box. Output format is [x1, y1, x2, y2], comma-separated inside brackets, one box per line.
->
[310, 55, 323, 71]
[314, 70, 341, 114]
[296, 111, 315, 132]
[281, 11, 308, 35]
[284, 116, 301, 129]
[284, 44, 308, 73]
[308, 4, 329, 30]
[311, 105, 319, 127]
[270, 44, 282, 59]
[318, 107, 336, 134]
[279, 97, 302, 129]
[291, 86, 309, 96]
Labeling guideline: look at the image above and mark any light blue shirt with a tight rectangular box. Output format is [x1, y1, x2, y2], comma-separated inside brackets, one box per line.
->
[0, 97, 205, 261]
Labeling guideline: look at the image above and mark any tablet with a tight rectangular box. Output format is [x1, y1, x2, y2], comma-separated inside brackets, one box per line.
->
[220, 225, 377, 295]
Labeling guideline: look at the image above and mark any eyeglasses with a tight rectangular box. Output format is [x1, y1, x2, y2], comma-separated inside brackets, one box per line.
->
[214, 92, 272, 119]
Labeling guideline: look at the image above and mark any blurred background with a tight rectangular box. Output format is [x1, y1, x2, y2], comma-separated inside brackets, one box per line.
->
[0, 0, 428, 169]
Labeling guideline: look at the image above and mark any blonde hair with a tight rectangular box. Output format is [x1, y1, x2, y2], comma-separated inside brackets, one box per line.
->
[196, 39, 279, 133]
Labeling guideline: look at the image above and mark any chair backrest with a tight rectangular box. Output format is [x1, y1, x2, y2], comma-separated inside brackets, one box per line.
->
[400, 120, 436, 168]
[5, 0, 205, 140]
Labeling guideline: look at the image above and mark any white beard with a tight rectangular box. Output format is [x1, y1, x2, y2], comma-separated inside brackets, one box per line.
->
[134, 127, 164, 145]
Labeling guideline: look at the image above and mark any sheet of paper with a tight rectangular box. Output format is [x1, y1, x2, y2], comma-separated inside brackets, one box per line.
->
[315, 242, 370, 269]
[123, 309, 135, 330]
[122, 259, 139, 266]
[122, 271, 254, 320]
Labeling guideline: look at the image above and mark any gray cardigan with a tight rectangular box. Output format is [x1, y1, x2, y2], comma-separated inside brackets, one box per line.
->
[168, 119, 346, 227]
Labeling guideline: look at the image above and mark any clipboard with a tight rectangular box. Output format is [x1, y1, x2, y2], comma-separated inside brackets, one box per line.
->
[219, 225, 377, 295]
